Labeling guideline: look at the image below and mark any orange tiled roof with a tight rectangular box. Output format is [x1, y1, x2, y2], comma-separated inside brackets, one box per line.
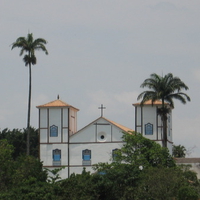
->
[103, 117, 134, 132]
[36, 99, 79, 111]
[133, 100, 168, 106]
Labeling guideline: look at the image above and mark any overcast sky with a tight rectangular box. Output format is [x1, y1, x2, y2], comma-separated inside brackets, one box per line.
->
[1, 0, 200, 156]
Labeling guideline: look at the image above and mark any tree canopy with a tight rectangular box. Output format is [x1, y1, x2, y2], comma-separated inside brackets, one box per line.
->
[0, 131, 199, 199]
[173, 144, 187, 158]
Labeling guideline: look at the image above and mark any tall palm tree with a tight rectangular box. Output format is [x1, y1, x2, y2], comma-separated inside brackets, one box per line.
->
[11, 33, 48, 155]
[137, 73, 190, 148]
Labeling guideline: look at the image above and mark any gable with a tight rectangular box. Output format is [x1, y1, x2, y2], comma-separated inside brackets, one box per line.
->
[70, 117, 133, 143]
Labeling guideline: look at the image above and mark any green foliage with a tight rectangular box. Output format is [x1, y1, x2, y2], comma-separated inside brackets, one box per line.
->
[0, 127, 39, 159]
[11, 33, 48, 67]
[0, 131, 199, 200]
[178, 186, 199, 200]
[13, 155, 47, 185]
[93, 162, 142, 199]
[115, 131, 175, 168]
[0, 139, 51, 199]
[59, 168, 99, 200]
[173, 144, 186, 158]
[92, 132, 177, 199]
[0, 140, 15, 190]
[136, 167, 186, 200]
[92, 132, 200, 199]
[0, 180, 56, 200]
[137, 73, 191, 109]
[46, 167, 65, 184]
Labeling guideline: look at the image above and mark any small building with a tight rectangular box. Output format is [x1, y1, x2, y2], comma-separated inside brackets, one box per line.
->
[175, 158, 200, 179]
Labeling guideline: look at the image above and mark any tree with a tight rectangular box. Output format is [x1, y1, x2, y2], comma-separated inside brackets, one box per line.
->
[93, 132, 199, 200]
[93, 132, 176, 199]
[11, 33, 48, 155]
[0, 140, 14, 191]
[59, 169, 99, 200]
[0, 139, 52, 200]
[137, 73, 190, 148]
[173, 144, 186, 158]
[137, 167, 199, 200]
[114, 131, 176, 168]
[0, 127, 39, 159]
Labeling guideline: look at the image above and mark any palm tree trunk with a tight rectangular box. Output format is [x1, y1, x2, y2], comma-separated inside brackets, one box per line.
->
[27, 63, 31, 155]
[162, 116, 167, 148]
[161, 98, 167, 148]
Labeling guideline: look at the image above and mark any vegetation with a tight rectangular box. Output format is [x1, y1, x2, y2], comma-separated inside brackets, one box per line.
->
[137, 73, 190, 147]
[0, 127, 39, 159]
[173, 144, 187, 158]
[11, 33, 48, 155]
[0, 131, 199, 199]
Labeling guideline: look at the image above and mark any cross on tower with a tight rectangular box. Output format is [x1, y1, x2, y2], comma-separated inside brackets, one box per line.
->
[98, 104, 106, 117]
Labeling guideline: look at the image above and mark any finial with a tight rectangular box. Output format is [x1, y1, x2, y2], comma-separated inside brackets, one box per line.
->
[57, 94, 59, 99]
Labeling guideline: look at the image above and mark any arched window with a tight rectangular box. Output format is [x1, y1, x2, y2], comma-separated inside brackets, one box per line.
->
[145, 123, 153, 135]
[50, 125, 58, 137]
[82, 149, 91, 165]
[53, 149, 61, 166]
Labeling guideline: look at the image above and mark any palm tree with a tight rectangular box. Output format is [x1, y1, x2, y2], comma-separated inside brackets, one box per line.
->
[137, 73, 190, 148]
[11, 33, 48, 155]
[172, 144, 186, 158]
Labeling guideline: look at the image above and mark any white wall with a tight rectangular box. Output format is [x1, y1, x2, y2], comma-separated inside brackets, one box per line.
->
[71, 125, 96, 142]
[40, 109, 47, 128]
[49, 108, 61, 143]
[135, 104, 173, 153]
[41, 143, 68, 166]
[40, 129, 48, 143]
[69, 143, 123, 166]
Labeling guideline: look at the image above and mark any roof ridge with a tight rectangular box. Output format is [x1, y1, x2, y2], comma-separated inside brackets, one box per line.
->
[102, 117, 134, 132]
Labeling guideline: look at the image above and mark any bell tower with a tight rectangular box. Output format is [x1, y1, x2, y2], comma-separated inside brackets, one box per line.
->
[36, 97, 79, 178]
[133, 100, 173, 154]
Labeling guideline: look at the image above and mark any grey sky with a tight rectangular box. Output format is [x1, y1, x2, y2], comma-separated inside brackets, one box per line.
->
[1, 1, 200, 156]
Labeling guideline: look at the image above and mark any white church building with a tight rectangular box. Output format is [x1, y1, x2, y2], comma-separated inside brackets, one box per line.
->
[37, 97, 173, 179]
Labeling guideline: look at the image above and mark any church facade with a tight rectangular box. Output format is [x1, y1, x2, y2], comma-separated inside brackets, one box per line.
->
[37, 98, 172, 179]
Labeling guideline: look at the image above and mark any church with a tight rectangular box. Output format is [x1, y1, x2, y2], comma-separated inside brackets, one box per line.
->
[36, 97, 173, 179]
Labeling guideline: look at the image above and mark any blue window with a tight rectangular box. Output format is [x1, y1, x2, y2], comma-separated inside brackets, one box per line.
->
[82, 149, 91, 165]
[145, 123, 153, 135]
[112, 148, 119, 161]
[50, 125, 58, 137]
[83, 154, 91, 161]
[54, 154, 61, 161]
[53, 149, 61, 166]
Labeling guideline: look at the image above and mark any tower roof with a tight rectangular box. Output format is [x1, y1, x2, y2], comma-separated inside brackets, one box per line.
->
[133, 100, 168, 106]
[36, 99, 79, 111]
